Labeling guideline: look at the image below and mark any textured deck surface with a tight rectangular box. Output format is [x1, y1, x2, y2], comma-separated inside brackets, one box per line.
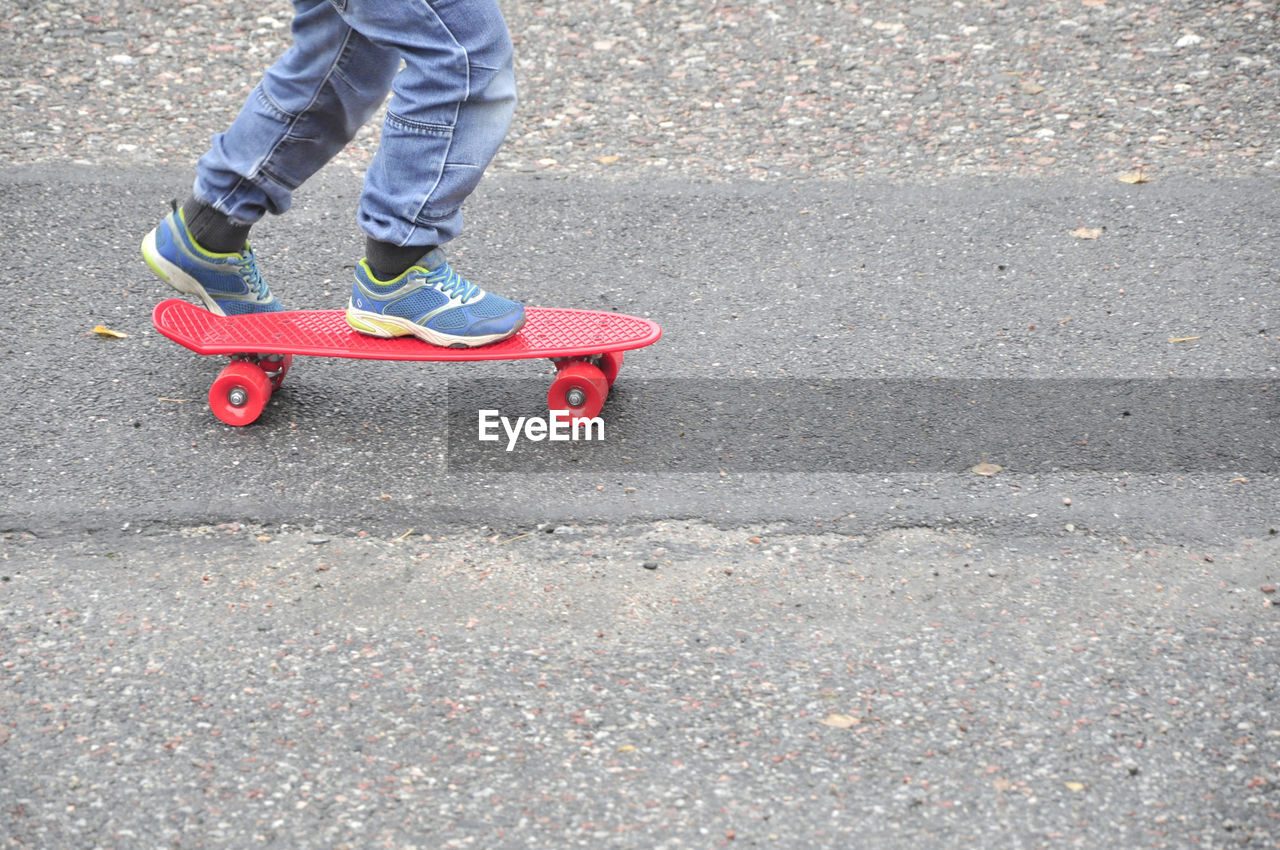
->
[153, 299, 661, 361]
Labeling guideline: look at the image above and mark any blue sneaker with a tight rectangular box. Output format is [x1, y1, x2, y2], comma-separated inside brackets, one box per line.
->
[346, 248, 525, 348]
[141, 209, 283, 315]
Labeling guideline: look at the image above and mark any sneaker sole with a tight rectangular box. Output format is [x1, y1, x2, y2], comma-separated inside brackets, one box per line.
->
[346, 305, 526, 349]
[141, 228, 228, 317]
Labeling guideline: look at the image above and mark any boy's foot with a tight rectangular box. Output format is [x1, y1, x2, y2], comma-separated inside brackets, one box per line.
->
[141, 209, 284, 315]
[345, 248, 525, 348]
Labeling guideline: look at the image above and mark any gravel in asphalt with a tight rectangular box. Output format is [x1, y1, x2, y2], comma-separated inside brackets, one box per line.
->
[1, 0, 1276, 179]
[2, 523, 1278, 847]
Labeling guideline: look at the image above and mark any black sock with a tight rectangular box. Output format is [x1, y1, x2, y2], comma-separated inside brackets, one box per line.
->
[181, 197, 250, 254]
[366, 237, 432, 281]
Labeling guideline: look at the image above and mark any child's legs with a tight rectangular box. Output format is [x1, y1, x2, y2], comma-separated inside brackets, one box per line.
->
[193, 0, 400, 225]
[333, 0, 517, 248]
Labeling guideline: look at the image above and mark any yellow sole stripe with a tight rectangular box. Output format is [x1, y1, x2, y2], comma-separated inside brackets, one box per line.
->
[345, 313, 411, 338]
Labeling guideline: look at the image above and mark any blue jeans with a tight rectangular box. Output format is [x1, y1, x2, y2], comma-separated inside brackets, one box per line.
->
[193, 0, 516, 249]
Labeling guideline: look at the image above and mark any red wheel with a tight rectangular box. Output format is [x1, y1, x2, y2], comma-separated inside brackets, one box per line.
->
[208, 361, 273, 426]
[547, 361, 608, 423]
[597, 350, 624, 387]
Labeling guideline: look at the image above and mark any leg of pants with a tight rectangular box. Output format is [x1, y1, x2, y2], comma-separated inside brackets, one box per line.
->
[337, 0, 517, 247]
[193, 0, 400, 225]
[194, 0, 516, 249]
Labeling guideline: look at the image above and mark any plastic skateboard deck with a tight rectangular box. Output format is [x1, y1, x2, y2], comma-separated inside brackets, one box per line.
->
[153, 298, 662, 426]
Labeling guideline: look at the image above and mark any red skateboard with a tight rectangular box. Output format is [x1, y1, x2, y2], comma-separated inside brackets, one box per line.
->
[152, 298, 662, 426]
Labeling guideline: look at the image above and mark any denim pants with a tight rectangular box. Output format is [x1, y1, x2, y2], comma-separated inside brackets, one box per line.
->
[193, 0, 516, 249]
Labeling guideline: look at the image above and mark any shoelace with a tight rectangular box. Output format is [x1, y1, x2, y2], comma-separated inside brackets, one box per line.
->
[426, 261, 480, 304]
[238, 251, 272, 301]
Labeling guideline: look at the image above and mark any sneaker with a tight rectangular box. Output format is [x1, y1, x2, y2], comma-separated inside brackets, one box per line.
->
[141, 208, 284, 315]
[346, 248, 525, 348]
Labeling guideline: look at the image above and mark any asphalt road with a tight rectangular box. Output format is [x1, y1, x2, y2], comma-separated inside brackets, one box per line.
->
[1, 0, 1279, 845]
[1, 165, 1277, 848]
[2, 166, 1278, 537]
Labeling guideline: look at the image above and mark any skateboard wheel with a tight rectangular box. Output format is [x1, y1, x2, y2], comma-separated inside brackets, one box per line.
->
[209, 361, 273, 426]
[548, 361, 608, 423]
[597, 350, 624, 387]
